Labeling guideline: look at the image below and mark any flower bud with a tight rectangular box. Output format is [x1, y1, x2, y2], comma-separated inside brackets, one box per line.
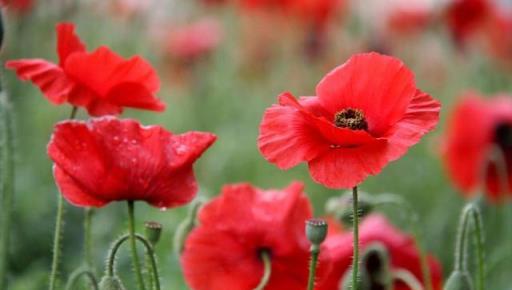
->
[174, 200, 202, 255]
[443, 271, 474, 290]
[325, 191, 374, 227]
[98, 276, 127, 290]
[144, 221, 162, 246]
[305, 218, 328, 246]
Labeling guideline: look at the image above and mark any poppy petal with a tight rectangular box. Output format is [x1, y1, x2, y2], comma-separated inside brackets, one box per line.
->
[53, 165, 108, 207]
[56, 22, 86, 65]
[316, 52, 416, 136]
[5, 59, 73, 104]
[258, 93, 328, 169]
[308, 141, 389, 189]
[107, 82, 166, 112]
[384, 90, 441, 160]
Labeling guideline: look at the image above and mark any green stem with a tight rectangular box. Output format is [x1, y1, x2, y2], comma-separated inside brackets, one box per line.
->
[374, 194, 432, 290]
[84, 208, 93, 268]
[352, 186, 359, 290]
[106, 234, 161, 290]
[454, 203, 485, 290]
[48, 106, 77, 290]
[254, 250, 271, 290]
[127, 201, 146, 290]
[307, 246, 319, 290]
[49, 195, 65, 290]
[64, 268, 98, 290]
[0, 91, 14, 289]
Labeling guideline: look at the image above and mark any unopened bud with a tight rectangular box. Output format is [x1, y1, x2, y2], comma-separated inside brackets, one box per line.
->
[326, 191, 374, 227]
[98, 276, 127, 290]
[444, 271, 474, 290]
[174, 200, 202, 255]
[305, 218, 328, 247]
[144, 221, 162, 246]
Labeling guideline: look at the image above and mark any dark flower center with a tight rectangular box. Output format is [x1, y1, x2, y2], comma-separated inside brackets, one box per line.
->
[334, 108, 368, 131]
[494, 123, 512, 149]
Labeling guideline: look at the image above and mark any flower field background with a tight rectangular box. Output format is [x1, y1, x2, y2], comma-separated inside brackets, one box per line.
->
[2, 0, 512, 290]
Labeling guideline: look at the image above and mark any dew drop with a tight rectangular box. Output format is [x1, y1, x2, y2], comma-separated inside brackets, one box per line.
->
[159, 207, 168, 212]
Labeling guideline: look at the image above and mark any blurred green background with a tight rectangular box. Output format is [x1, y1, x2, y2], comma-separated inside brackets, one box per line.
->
[2, 0, 512, 289]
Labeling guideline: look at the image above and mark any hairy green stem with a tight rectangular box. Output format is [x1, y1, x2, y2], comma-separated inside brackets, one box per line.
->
[352, 186, 359, 290]
[454, 203, 485, 290]
[374, 194, 432, 290]
[84, 208, 93, 268]
[106, 234, 161, 290]
[0, 91, 14, 289]
[127, 201, 146, 290]
[307, 246, 320, 290]
[64, 268, 98, 290]
[48, 106, 77, 290]
[254, 250, 271, 290]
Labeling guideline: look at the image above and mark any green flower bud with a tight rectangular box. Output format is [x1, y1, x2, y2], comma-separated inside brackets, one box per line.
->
[305, 218, 328, 246]
[174, 200, 202, 255]
[98, 276, 126, 290]
[144, 221, 162, 246]
[444, 271, 474, 290]
[326, 191, 374, 227]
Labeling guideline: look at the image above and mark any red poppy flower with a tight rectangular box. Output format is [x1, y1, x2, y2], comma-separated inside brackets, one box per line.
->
[445, 0, 493, 45]
[47, 117, 216, 208]
[258, 53, 440, 189]
[317, 214, 443, 290]
[443, 93, 512, 201]
[6, 22, 165, 116]
[166, 18, 222, 61]
[0, 0, 34, 13]
[181, 182, 331, 290]
[286, 0, 344, 28]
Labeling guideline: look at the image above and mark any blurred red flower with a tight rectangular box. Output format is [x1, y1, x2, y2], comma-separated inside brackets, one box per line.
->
[166, 18, 222, 61]
[286, 0, 344, 28]
[445, 0, 493, 45]
[181, 182, 331, 290]
[443, 93, 512, 201]
[0, 0, 34, 13]
[6, 22, 165, 116]
[258, 53, 440, 189]
[47, 117, 216, 208]
[318, 214, 443, 290]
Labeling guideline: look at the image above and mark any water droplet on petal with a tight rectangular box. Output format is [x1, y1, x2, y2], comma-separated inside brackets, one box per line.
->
[159, 207, 168, 212]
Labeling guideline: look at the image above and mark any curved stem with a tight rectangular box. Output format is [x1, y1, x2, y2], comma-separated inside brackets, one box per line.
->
[392, 269, 423, 290]
[307, 245, 320, 290]
[352, 186, 359, 290]
[127, 201, 146, 290]
[49, 195, 65, 290]
[374, 194, 432, 290]
[64, 268, 98, 290]
[454, 203, 485, 290]
[254, 250, 271, 290]
[48, 106, 78, 290]
[106, 234, 161, 290]
[84, 208, 93, 268]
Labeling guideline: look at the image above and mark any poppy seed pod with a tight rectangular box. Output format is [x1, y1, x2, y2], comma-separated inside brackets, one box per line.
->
[144, 221, 162, 246]
[98, 276, 127, 290]
[306, 218, 328, 246]
[443, 271, 474, 290]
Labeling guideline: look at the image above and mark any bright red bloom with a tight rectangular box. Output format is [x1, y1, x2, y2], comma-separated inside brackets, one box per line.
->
[47, 117, 216, 208]
[445, 0, 493, 45]
[443, 93, 512, 201]
[258, 53, 440, 189]
[166, 19, 222, 61]
[6, 22, 165, 116]
[317, 214, 443, 290]
[181, 182, 331, 290]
